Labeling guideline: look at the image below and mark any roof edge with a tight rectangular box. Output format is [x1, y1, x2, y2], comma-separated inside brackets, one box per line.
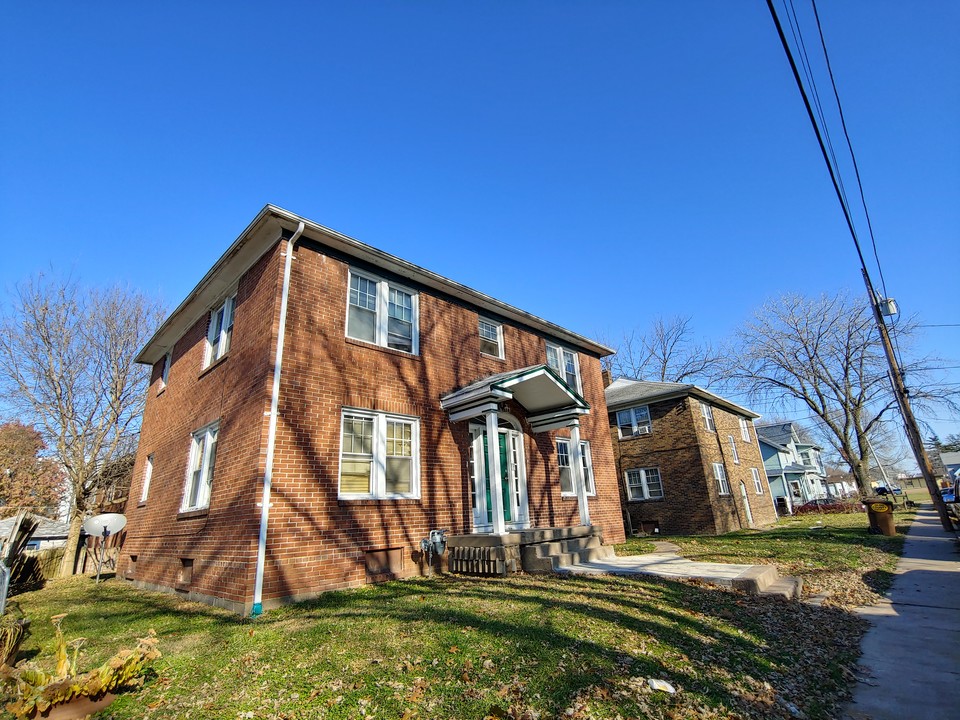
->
[605, 380, 760, 419]
[137, 205, 614, 365]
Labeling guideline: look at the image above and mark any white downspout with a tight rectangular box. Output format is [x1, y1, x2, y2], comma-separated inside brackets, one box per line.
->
[252, 221, 304, 616]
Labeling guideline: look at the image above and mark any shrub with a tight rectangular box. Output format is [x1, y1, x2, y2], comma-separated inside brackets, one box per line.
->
[794, 500, 865, 515]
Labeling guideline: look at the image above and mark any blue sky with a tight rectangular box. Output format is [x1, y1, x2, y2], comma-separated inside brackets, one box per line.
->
[1, 1, 957, 446]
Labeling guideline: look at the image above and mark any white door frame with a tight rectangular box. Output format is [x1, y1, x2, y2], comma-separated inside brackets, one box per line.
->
[469, 417, 529, 533]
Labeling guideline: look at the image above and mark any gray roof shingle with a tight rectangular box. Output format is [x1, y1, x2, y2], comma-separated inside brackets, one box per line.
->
[604, 378, 759, 418]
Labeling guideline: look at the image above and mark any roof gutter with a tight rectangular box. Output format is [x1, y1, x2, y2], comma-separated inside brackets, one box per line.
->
[251, 221, 304, 617]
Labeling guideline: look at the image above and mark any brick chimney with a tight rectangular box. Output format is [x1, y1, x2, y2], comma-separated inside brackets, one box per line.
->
[601, 369, 612, 388]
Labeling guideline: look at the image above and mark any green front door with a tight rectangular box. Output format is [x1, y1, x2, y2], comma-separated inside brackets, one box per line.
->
[482, 432, 512, 523]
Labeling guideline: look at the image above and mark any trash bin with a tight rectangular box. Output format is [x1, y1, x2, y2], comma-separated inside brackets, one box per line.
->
[865, 497, 896, 536]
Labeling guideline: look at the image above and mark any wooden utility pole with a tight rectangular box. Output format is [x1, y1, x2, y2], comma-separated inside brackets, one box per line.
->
[765, 0, 954, 532]
[862, 270, 953, 531]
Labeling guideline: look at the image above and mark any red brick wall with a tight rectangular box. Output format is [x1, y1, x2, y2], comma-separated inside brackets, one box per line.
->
[258, 240, 623, 607]
[122, 236, 623, 612]
[611, 396, 777, 536]
[692, 400, 778, 533]
[119, 244, 284, 610]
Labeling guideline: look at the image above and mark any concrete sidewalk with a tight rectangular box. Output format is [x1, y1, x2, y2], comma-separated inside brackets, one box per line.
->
[563, 540, 802, 598]
[844, 506, 960, 720]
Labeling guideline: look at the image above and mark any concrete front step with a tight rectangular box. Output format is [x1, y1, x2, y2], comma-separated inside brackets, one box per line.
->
[523, 535, 602, 558]
[522, 537, 614, 573]
[759, 575, 803, 600]
[731, 564, 780, 594]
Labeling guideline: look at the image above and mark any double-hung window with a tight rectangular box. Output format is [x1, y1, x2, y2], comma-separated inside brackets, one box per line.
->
[140, 454, 154, 504]
[556, 438, 595, 496]
[339, 410, 420, 499]
[347, 270, 418, 354]
[713, 462, 730, 495]
[700, 402, 716, 432]
[478, 318, 503, 358]
[546, 342, 580, 392]
[205, 295, 235, 367]
[751, 467, 764, 495]
[739, 417, 751, 442]
[182, 422, 219, 511]
[616, 405, 651, 438]
[729, 436, 740, 464]
[625, 467, 663, 501]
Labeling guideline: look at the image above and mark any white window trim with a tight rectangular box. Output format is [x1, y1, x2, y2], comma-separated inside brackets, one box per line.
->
[739, 417, 751, 443]
[701, 402, 716, 432]
[338, 408, 421, 500]
[204, 295, 235, 368]
[713, 462, 730, 495]
[546, 342, 581, 393]
[346, 268, 419, 354]
[140, 454, 154, 503]
[729, 435, 740, 464]
[557, 437, 595, 496]
[182, 421, 219, 512]
[616, 405, 651, 439]
[751, 467, 764, 495]
[625, 467, 664, 501]
[478, 317, 504, 359]
[159, 351, 172, 388]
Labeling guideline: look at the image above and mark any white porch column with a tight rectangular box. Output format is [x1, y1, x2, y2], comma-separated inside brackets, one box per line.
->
[568, 421, 591, 527]
[485, 408, 507, 535]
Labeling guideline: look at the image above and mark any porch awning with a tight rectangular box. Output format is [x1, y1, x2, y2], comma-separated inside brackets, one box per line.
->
[440, 365, 590, 432]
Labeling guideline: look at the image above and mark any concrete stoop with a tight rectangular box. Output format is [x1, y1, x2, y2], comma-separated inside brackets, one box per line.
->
[446, 526, 611, 577]
[522, 534, 615, 573]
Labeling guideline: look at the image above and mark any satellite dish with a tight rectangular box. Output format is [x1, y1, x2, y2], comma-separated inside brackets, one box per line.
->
[83, 513, 127, 583]
[83, 513, 127, 537]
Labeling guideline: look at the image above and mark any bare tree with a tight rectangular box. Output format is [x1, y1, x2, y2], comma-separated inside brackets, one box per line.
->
[729, 292, 959, 494]
[928, 433, 960, 454]
[0, 420, 65, 515]
[604, 316, 723, 385]
[0, 274, 164, 576]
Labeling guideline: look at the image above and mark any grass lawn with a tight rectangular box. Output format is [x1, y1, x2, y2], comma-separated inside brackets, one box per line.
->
[5, 566, 872, 720]
[618, 507, 913, 608]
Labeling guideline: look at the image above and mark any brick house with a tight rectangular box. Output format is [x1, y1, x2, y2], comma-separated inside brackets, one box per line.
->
[604, 377, 778, 536]
[119, 205, 625, 615]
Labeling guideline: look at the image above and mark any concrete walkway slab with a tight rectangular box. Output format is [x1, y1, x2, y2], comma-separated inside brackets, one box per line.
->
[844, 506, 960, 720]
[562, 550, 782, 594]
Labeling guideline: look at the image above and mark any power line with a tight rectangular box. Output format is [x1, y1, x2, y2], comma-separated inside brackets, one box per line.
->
[810, 0, 888, 298]
[766, 0, 869, 276]
[809, 0, 908, 373]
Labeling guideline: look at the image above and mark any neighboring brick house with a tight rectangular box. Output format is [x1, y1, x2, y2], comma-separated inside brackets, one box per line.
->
[756, 422, 828, 514]
[119, 205, 624, 615]
[604, 377, 778, 536]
